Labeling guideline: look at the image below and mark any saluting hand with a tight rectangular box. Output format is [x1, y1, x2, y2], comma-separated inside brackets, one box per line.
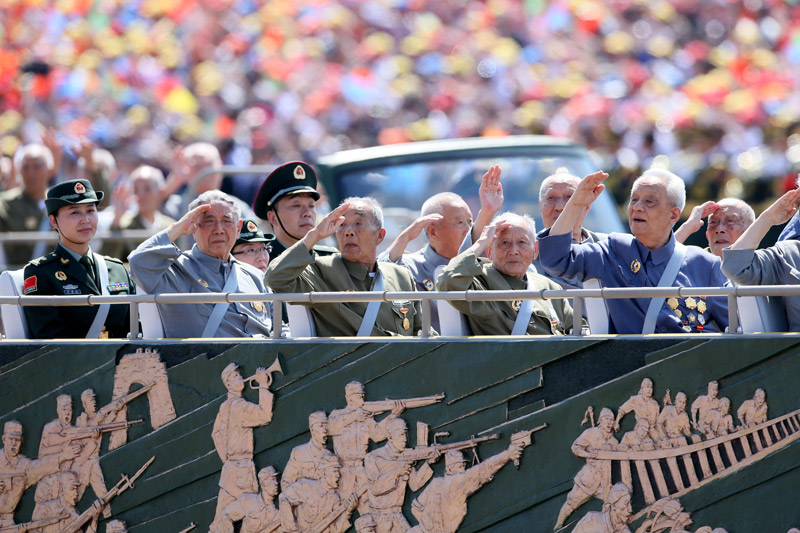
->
[303, 202, 349, 250]
[570, 171, 609, 208]
[479, 165, 504, 215]
[761, 188, 800, 226]
[167, 204, 212, 242]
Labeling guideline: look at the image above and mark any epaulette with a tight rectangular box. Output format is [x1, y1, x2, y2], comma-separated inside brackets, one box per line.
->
[103, 255, 124, 264]
[29, 253, 58, 267]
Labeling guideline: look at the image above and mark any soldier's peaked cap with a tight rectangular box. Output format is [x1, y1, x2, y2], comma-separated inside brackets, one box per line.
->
[252, 161, 320, 219]
[45, 179, 104, 216]
[235, 219, 276, 247]
[221, 363, 240, 384]
[3, 421, 22, 436]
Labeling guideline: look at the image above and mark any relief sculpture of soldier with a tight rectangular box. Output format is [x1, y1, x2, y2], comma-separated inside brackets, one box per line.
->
[656, 392, 693, 446]
[737, 389, 768, 428]
[691, 381, 722, 436]
[211, 466, 281, 533]
[281, 411, 336, 491]
[0, 421, 79, 528]
[279, 455, 358, 533]
[614, 378, 660, 442]
[619, 419, 655, 449]
[702, 398, 735, 438]
[327, 382, 405, 512]
[571, 482, 633, 533]
[554, 407, 619, 530]
[30, 470, 106, 533]
[408, 440, 526, 533]
[211, 364, 274, 525]
[363, 418, 438, 533]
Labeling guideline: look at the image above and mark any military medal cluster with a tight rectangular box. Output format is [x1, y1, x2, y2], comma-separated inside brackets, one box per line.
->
[667, 296, 709, 332]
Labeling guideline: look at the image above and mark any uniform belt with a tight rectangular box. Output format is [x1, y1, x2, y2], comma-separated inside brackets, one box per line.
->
[226, 453, 253, 461]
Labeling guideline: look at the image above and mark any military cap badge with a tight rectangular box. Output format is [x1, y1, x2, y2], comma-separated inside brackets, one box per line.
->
[247, 220, 258, 233]
[74, 182, 86, 194]
[293, 165, 305, 180]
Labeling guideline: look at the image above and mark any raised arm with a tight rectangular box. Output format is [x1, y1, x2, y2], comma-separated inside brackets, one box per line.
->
[551, 171, 608, 237]
[674, 201, 719, 244]
[383, 214, 443, 262]
[729, 189, 800, 250]
[471, 165, 504, 243]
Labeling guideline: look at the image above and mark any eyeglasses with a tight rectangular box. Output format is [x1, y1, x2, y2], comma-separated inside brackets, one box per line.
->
[232, 245, 272, 257]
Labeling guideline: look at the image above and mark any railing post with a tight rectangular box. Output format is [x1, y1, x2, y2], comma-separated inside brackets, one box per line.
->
[130, 302, 140, 338]
[421, 297, 431, 338]
[727, 293, 740, 334]
[272, 300, 283, 339]
[572, 295, 583, 336]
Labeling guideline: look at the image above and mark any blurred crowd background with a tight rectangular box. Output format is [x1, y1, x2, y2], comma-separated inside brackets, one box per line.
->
[2, 0, 800, 218]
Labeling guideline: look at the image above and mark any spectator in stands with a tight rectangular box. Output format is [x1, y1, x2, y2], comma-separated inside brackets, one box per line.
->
[534, 170, 608, 288]
[538, 169, 728, 334]
[378, 165, 504, 331]
[231, 219, 275, 272]
[0, 144, 56, 268]
[438, 212, 574, 336]
[22, 179, 135, 339]
[128, 190, 278, 338]
[105, 165, 176, 261]
[675, 198, 755, 258]
[722, 188, 800, 331]
[161, 142, 256, 222]
[252, 161, 337, 262]
[265, 197, 420, 336]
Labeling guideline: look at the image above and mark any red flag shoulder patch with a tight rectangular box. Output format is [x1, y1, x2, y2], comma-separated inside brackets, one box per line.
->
[23, 276, 37, 294]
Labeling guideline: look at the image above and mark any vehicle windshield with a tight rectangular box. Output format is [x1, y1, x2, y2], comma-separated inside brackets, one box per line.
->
[333, 154, 625, 251]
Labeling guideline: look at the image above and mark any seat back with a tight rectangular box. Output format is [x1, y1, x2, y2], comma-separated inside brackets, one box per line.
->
[0, 269, 29, 339]
[287, 303, 317, 337]
[137, 287, 165, 339]
[583, 278, 609, 334]
[433, 266, 471, 336]
[738, 295, 788, 333]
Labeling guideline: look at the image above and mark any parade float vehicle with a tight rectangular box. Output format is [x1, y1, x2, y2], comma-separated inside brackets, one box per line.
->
[0, 137, 797, 532]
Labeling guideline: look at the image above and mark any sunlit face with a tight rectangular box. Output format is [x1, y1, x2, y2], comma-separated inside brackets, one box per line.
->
[641, 379, 653, 400]
[428, 203, 473, 259]
[628, 180, 680, 248]
[706, 205, 749, 258]
[324, 466, 341, 490]
[388, 427, 408, 452]
[610, 493, 632, 526]
[133, 177, 161, 216]
[335, 202, 385, 267]
[270, 194, 318, 242]
[599, 414, 614, 433]
[62, 480, 80, 507]
[261, 475, 279, 498]
[488, 223, 535, 279]
[676, 395, 687, 413]
[57, 403, 73, 426]
[82, 392, 97, 415]
[20, 154, 50, 193]
[2, 434, 22, 458]
[52, 203, 98, 245]
[346, 389, 365, 409]
[311, 421, 328, 447]
[231, 242, 270, 272]
[193, 201, 241, 261]
[225, 370, 245, 394]
[540, 179, 578, 228]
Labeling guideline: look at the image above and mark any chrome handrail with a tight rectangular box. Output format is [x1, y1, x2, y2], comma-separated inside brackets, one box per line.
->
[1, 285, 797, 340]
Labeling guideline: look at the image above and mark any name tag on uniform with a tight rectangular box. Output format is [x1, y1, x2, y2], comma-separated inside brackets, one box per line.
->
[63, 284, 81, 295]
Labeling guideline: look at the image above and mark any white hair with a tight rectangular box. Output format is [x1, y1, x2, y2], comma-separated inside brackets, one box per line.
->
[539, 172, 580, 205]
[421, 192, 468, 217]
[341, 196, 384, 228]
[183, 142, 222, 166]
[13, 143, 54, 172]
[188, 190, 241, 219]
[494, 212, 537, 242]
[632, 168, 686, 212]
[130, 165, 165, 188]
[714, 198, 755, 227]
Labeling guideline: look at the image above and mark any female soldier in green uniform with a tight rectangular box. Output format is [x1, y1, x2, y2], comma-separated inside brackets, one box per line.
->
[22, 179, 135, 339]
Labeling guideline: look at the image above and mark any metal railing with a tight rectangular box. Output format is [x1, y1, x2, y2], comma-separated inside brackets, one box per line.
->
[2, 285, 798, 340]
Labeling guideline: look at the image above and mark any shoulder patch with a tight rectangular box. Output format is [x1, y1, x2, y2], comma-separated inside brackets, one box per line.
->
[23, 276, 37, 294]
[103, 255, 124, 264]
[32, 254, 57, 266]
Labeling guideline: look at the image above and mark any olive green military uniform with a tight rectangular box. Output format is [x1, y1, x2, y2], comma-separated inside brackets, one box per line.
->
[265, 240, 421, 336]
[437, 249, 573, 335]
[22, 244, 135, 339]
[0, 187, 47, 267]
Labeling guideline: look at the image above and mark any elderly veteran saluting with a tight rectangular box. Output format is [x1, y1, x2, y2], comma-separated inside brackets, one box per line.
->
[128, 190, 277, 338]
[721, 188, 800, 331]
[538, 169, 728, 334]
[265, 197, 421, 336]
[22, 179, 135, 339]
[438, 212, 574, 335]
[253, 161, 336, 262]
